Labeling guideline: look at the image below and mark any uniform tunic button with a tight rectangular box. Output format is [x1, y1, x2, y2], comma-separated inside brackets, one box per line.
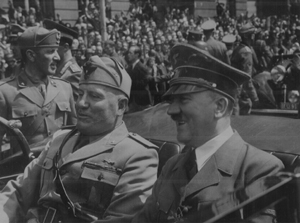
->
[48, 131, 52, 135]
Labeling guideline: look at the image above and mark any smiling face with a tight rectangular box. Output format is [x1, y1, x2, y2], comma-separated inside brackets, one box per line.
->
[167, 90, 217, 147]
[34, 47, 60, 76]
[76, 84, 120, 136]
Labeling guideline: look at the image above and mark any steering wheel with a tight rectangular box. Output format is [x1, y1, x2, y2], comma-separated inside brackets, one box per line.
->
[0, 117, 33, 181]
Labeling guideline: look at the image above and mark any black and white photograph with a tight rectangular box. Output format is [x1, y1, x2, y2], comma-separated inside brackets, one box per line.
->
[0, 0, 299, 222]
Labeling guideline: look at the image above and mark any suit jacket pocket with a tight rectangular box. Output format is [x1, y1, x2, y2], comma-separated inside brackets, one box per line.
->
[56, 101, 71, 113]
[12, 105, 38, 118]
[77, 162, 122, 219]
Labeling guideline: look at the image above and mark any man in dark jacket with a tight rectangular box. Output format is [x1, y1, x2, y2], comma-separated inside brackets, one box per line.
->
[126, 45, 153, 112]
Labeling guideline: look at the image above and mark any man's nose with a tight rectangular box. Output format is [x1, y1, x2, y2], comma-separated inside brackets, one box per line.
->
[54, 50, 60, 61]
[167, 100, 180, 116]
[76, 93, 89, 108]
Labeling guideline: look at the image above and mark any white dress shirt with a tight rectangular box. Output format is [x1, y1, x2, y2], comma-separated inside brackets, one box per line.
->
[194, 126, 234, 171]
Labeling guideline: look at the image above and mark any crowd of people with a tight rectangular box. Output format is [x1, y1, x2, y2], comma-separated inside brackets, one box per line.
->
[0, 0, 300, 112]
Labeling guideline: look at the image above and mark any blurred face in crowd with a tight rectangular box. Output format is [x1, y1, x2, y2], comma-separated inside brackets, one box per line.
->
[7, 58, 16, 68]
[116, 41, 122, 49]
[72, 39, 79, 50]
[127, 46, 139, 64]
[96, 46, 103, 56]
[95, 35, 102, 43]
[91, 45, 96, 53]
[0, 49, 4, 60]
[122, 42, 128, 51]
[126, 36, 132, 43]
[104, 43, 114, 56]
[31, 47, 60, 77]
[78, 37, 84, 45]
[107, 25, 113, 33]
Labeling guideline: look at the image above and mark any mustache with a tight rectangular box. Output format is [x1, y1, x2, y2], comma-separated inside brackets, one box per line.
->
[170, 114, 182, 122]
[76, 108, 89, 117]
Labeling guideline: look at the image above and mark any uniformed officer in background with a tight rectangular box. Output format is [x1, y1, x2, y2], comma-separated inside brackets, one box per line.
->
[231, 23, 260, 115]
[44, 19, 83, 101]
[201, 20, 230, 64]
[5, 23, 25, 78]
[0, 56, 158, 223]
[0, 26, 76, 150]
[222, 34, 236, 60]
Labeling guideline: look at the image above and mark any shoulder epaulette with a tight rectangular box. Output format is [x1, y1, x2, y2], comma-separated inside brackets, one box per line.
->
[69, 63, 82, 73]
[50, 76, 70, 84]
[0, 76, 16, 86]
[129, 132, 158, 148]
[60, 61, 72, 74]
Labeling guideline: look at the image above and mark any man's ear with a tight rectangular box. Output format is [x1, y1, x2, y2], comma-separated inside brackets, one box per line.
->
[117, 97, 128, 115]
[63, 43, 70, 52]
[26, 49, 36, 62]
[214, 97, 228, 118]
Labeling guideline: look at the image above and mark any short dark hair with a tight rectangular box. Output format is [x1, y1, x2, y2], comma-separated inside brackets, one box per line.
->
[104, 40, 115, 48]
[60, 36, 73, 48]
[131, 45, 141, 57]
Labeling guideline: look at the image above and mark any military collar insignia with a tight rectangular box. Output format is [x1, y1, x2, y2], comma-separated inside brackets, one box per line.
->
[56, 32, 61, 45]
[17, 74, 28, 88]
[50, 79, 57, 87]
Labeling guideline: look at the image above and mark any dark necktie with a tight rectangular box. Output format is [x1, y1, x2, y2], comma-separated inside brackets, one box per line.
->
[186, 149, 198, 180]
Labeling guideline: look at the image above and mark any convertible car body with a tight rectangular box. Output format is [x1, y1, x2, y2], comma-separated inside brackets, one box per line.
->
[1, 102, 300, 222]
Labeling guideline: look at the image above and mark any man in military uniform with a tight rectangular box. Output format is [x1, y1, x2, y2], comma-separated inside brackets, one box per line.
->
[6, 23, 25, 78]
[44, 19, 83, 101]
[222, 34, 236, 60]
[0, 26, 76, 148]
[231, 23, 260, 115]
[0, 56, 158, 223]
[201, 20, 230, 64]
[132, 44, 283, 223]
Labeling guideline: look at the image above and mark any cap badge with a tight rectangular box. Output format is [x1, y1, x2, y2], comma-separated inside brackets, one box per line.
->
[56, 32, 61, 45]
[83, 64, 97, 80]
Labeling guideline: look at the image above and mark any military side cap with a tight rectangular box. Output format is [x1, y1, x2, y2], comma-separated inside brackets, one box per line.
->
[10, 24, 26, 35]
[239, 23, 255, 34]
[163, 43, 250, 102]
[81, 56, 132, 98]
[222, 34, 236, 45]
[5, 53, 15, 62]
[43, 19, 78, 40]
[8, 24, 26, 43]
[18, 26, 61, 49]
[187, 30, 203, 42]
[201, 20, 216, 30]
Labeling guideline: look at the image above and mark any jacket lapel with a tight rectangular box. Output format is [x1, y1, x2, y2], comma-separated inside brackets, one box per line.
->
[60, 123, 129, 167]
[182, 131, 244, 199]
[44, 78, 59, 106]
[17, 74, 44, 107]
[183, 157, 220, 199]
